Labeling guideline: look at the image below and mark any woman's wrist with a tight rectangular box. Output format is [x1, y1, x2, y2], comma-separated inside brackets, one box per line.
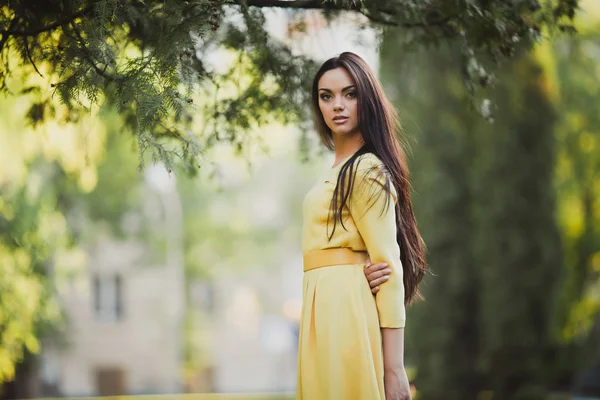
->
[384, 363, 405, 372]
[381, 327, 406, 373]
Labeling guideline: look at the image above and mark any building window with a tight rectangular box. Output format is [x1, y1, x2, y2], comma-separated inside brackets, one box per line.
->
[93, 274, 123, 322]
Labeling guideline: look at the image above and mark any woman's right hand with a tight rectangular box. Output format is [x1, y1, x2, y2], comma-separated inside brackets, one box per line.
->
[384, 367, 412, 400]
[364, 257, 392, 294]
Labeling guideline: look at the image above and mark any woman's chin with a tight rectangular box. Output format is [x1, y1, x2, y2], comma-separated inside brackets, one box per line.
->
[331, 127, 358, 137]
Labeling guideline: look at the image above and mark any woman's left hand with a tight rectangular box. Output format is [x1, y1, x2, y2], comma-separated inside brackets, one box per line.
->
[364, 257, 392, 294]
[384, 367, 412, 400]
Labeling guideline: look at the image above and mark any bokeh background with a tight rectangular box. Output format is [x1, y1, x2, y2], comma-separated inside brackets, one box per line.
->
[1, 1, 599, 399]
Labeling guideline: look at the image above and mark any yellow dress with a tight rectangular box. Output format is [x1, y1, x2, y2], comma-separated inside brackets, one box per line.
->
[297, 152, 406, 399]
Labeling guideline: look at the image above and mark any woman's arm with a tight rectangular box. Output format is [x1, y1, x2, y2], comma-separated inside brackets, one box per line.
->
[347, 155, 411, 398]
[382, 328, 411, 400]
[348, 155, 405, 327]
[382, 327, 405, 370]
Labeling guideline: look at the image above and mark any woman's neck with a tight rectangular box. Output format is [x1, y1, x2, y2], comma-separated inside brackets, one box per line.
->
[332, 133, 364, 166]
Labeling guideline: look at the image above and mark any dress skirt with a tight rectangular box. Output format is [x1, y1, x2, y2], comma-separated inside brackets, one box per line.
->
[296, 263, 385, 399]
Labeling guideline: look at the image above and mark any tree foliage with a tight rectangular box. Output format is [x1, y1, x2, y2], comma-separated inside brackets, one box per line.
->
[0, 0, 578, 170]
[379, 33, 574, 400]
[0, 93, 110, 385]
[380, 5, 600, 395]
[0, 157, 70, 384]
[553, 34, 600, 342]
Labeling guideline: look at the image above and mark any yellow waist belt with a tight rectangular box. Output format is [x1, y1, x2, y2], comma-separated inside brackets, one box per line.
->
[303, 248, 368, 272]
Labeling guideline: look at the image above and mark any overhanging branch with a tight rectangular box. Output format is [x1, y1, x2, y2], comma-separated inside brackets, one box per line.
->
[0, 18, 18, 52]
[244, 0, 453, 29]
[1, 6, 93, 37]
[68, 23, 120, 82]
[245, 0, 327, 9]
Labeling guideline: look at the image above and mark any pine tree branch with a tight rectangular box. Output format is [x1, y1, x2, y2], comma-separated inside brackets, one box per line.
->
[245, 0, 324, 9]
[0, 18, 18, 52]
[24, 36, 43, 78]
[2, 7, 93, 37]
[68, 23, 120, 82]
[243, 0, 452, 28]
[361, 10, 399, 26]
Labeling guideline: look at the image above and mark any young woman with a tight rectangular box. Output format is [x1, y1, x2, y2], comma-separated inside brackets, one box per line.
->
[297, 52, 427, 400]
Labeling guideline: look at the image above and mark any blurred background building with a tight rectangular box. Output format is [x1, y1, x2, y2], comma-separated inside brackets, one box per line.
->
[40, 237, 183, 396]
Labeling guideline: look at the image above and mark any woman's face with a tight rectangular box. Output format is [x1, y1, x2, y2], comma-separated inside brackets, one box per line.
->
[317, 67, 360, 137]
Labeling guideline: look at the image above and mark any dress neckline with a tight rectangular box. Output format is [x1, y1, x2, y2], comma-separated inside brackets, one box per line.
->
[331, 151, 358, 170]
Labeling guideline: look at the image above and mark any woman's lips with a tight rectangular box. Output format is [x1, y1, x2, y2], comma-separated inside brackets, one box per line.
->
[333, 117, 348, 124]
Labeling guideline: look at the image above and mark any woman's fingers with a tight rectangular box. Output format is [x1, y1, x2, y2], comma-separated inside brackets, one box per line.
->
[365, 260, 387, 274]
[364, 261, 391, 294]
[369, 275, 390, 288]
[365, 263, 391, 280]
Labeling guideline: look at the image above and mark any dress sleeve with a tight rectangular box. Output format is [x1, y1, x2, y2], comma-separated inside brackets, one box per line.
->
[348, 155, 406, 328]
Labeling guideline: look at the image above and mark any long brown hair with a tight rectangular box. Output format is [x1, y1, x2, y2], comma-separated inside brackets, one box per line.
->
[311, 52, 427, 304]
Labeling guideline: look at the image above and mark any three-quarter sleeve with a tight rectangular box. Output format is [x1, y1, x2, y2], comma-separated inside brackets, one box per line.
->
[348, 155, 406, 328]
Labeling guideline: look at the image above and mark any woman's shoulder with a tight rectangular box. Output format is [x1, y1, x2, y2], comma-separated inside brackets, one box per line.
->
[353, 152, 385, 172]
[350, 152, 398, 203]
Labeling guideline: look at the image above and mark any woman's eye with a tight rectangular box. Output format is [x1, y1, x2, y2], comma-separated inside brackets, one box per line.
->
[346, 91, 357, 98]
[320, 94, 332, 100]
